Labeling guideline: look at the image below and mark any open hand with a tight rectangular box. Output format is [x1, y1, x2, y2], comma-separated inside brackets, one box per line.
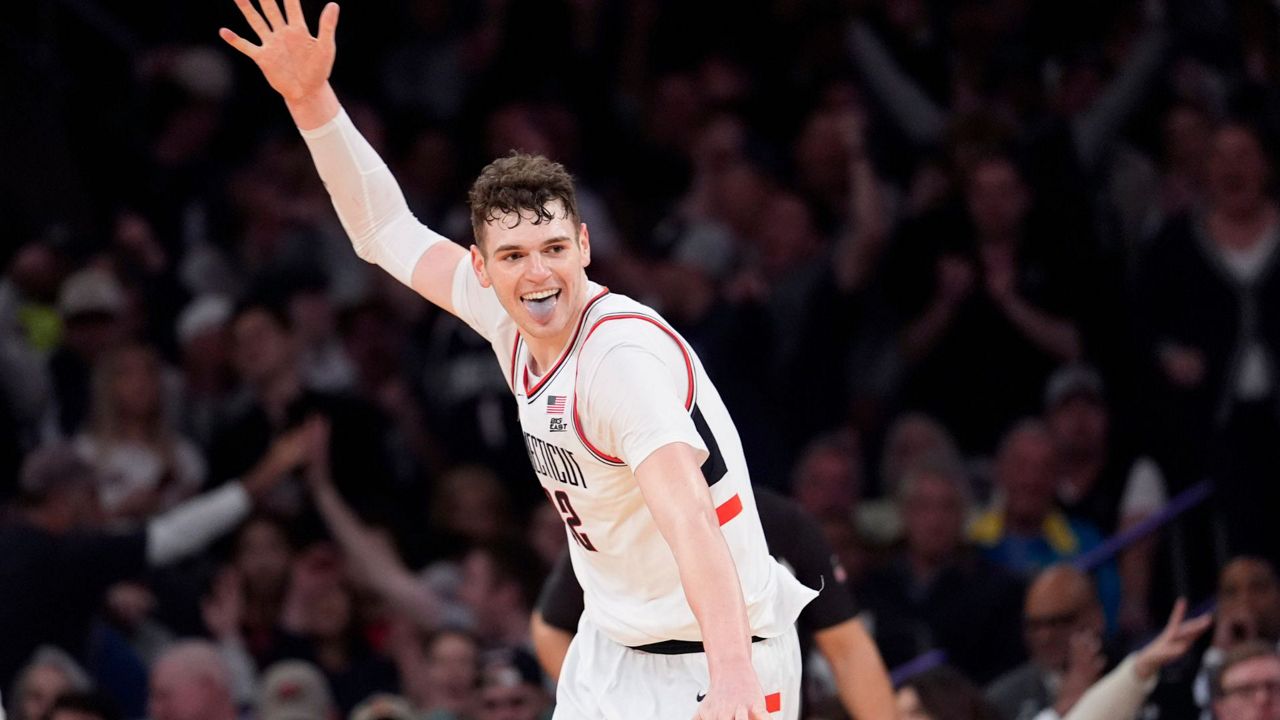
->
[220, 0, 339, 103]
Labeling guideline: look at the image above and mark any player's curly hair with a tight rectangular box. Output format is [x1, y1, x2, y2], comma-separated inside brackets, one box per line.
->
[468, 152, 579, 247]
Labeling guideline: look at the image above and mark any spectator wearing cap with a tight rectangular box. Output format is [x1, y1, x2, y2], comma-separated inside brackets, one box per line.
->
[475, 651, 550, 720]
[48, 268, 129, 436]
[970, 420, 1122, 629]
[148, 642, 237, 720]
[1043, 364, 1169, 637]
[1210, 642, 1280, 720]
[256, 660, 338, 720]
[0, 430, 315, 689]
[6, 647, 92, 720]
[174, 295, 236, 447]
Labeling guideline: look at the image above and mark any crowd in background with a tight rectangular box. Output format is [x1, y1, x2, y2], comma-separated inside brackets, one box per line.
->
[5, 0, 1280, 718]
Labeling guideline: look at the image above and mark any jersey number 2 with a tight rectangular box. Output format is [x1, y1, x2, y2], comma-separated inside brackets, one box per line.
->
[546, 489, 597, 552]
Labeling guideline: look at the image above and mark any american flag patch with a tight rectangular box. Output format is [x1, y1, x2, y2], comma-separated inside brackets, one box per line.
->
[547, 395, 567, 414]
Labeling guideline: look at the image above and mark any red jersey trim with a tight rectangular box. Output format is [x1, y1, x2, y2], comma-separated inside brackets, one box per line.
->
[765, 692, 781, 714]
[715, 494, 743, 526]
[571, 313, 696, 466]
[522, 287, 611, 400]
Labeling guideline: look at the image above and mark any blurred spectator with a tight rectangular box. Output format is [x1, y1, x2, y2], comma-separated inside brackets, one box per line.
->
[1135, 120, 1280, 567]
[147, 641, 236, 720]
[970, 420, 1121, 625]
[526, 503, 567, 569]
[1042, 364, 1169, 637]
[350, 693, 417, 720]
[74, 343, 206, 522]
[6, 647, 92, 720]
[48, 268, 129, 437]
[1210, 642, 1280, 720]
[457, 541, 546, 650]
[256, 660, 338, 720]
[1195, 557, 1280, 714]
[986, 566, 1109, 720]
[173, 295, 237, 447]
[0, 429, 313, 688]
[898, 666, 1004, 720]
[397, 629, 479, 719]
[475, 650, 550, 720]
[44, 690, 122, 720]
[859, 453, 1024, 683]
[861, 411, 964, 544]
[885, 155, 1087, 453]
[286, 275, 357, 393]
[791, 431, 864, 523]
[1055, 599, 1209, 720]
[228, 515, 295, 664]
[270, 544, 399, 713]
[210, 295, 395, 526]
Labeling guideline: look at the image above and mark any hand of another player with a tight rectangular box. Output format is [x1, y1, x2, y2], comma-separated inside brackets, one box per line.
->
[219, 0, 339, 103]
[693, 677, 768, 720]
[1134, 598, 1213, 680]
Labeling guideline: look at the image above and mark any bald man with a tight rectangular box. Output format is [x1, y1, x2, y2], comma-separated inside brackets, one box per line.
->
[148, 641, 237, 720]
[987, 565, 1110, 720]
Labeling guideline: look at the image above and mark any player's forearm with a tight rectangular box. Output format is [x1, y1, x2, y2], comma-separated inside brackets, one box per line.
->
[816, 619, 898, 720]
[668, 512, 756, 678]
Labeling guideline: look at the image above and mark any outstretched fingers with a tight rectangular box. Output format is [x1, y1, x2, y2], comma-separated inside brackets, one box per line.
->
[317, 3, 340, 46]
[218, 27, 260, 57]
[257, 0, 287, 31]
[283, 0, 305, 26]
[232, 0, 272, 40]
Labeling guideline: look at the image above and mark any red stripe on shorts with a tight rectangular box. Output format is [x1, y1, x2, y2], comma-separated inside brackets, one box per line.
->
[715, 494, 742, 526]
[765, 692, 781, 713]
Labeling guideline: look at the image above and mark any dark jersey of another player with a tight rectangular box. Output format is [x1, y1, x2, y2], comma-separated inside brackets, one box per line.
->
[536, 487, 858, 653]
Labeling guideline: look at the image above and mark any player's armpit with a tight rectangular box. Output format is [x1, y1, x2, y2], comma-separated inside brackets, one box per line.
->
[411, 240, 469, 314]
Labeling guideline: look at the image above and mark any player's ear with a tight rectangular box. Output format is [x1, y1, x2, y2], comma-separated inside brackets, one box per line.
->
[470, 244, 492, 288]
[578, 222, 591, 269]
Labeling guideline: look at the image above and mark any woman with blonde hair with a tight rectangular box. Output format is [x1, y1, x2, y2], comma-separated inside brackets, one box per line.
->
[74, 342, 206, 521]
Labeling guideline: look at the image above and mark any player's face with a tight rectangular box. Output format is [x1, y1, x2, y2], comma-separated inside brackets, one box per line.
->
[471, 200, 591, 348]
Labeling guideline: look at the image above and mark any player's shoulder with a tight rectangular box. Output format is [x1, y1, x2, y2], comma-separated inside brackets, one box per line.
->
[582, 291, 683, 354]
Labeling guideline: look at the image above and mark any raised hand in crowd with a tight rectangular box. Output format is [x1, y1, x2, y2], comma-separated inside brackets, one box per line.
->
[1134, 598, 1213, 681]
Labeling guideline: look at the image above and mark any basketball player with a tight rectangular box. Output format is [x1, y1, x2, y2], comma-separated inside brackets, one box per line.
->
[220, 2, 817, 718]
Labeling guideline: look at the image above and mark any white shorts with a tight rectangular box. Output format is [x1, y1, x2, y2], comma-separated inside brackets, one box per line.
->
[553, 619, 802, 720]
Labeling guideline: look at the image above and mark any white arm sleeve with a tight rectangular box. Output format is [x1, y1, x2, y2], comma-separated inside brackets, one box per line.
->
[145, 482, 251, 566]
[299, 109, 445, 287]
[450, 253, 508, 342]
[1062, 655, 1158, 720]
[578, 323, 707, 469]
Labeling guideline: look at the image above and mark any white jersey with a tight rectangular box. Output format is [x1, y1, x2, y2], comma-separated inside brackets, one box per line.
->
[451, 260, 816, 647]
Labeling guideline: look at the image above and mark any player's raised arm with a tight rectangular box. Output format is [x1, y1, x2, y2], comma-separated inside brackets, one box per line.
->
[220, 0, 468, 314]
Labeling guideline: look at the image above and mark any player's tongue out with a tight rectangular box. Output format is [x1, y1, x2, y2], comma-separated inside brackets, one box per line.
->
[522, 289, 560, 322]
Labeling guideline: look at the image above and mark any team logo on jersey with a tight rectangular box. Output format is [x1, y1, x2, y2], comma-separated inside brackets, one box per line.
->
[549, 417, 566, 432]
[547, 395, 566, 414]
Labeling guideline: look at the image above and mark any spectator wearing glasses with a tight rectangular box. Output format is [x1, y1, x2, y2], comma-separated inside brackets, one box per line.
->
[1211, 643, 1280, 720]
[987, 565, 1109, 720]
